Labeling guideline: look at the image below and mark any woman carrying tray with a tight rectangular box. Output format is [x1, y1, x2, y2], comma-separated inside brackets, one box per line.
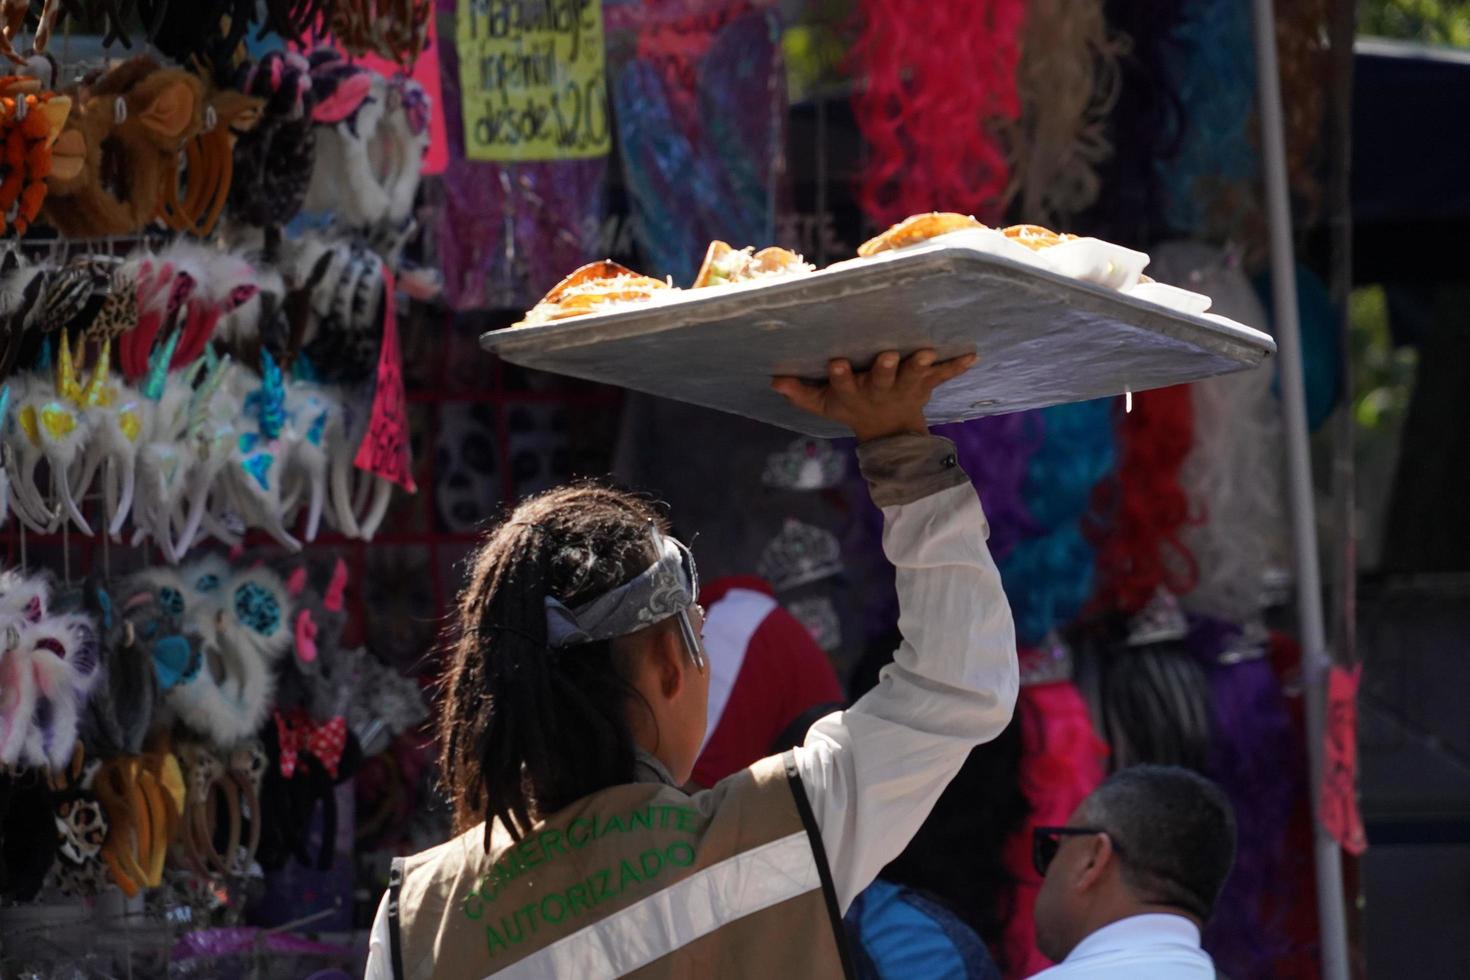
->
[365, 349, 1018, 980]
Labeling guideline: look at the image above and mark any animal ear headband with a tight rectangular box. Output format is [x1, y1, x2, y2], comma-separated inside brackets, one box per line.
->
[125, 559, 293, 749]
[42, 59, 205, 237]
[5, 332, 103, 534]
[0, 76, 71, 236]
[227, 50, 317, 229]
[158, 87, 264, 238]
[304, 50, 393, 231]
[0, 572, 101, 771]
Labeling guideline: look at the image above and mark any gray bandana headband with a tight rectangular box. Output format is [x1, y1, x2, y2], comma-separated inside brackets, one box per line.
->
[543, 529, 701, 659]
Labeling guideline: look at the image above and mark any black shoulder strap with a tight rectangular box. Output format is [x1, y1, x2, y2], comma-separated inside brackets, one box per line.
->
[783, 751, 858, 980]
[388, 858, 407, 980]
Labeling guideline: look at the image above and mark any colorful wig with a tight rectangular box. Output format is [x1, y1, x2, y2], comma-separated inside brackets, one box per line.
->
[1155, 0, 1259, 238]
[851, 411, 1045, 648]
[1089, 386, 1199, 615]
[1081, 0, 1185, 246]
[934, 412, 1045, 564]
[1001, 679, 1109, 978]
[1003, 0, 1125, 225]
[1000, 399, 1117, 645]
[1189, 616, 1298, 979]
[1275, 0, 1329, 226]
[850, 0, 1026, 226]
[1151, 242, 1287, 624]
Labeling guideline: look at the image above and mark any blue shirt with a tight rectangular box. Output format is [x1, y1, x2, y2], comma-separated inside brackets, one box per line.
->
[845, 878, 1002, 980]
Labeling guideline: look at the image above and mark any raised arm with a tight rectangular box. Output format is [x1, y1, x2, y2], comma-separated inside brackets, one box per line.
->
[774, 351, 1019, 910]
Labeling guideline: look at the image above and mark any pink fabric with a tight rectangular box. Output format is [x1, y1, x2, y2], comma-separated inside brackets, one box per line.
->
[1322, 663, 1366, 856]
[313, 72, 374, 124]
[286, 567, 309, 596]
[324, 558, 349, 612]
[295, 610, 320, 664]
[1001, 680, 1109, 979]
[352, 265, 416, 492]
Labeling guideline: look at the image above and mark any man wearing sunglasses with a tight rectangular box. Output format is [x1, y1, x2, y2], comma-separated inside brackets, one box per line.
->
[1029, 765, 1236, 978]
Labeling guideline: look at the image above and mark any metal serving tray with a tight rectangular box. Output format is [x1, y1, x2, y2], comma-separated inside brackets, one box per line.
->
[480, 245, 1277, 438]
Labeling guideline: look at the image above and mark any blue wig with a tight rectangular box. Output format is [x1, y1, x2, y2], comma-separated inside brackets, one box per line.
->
[1000, 399, 1118, 645]
[1156, 0, 1259, 236]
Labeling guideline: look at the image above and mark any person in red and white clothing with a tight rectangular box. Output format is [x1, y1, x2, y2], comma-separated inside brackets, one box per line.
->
[692, 576, 845, 789]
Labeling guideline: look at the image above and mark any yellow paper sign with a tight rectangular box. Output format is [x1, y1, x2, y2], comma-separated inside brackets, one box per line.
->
[455, 0, 611, 161]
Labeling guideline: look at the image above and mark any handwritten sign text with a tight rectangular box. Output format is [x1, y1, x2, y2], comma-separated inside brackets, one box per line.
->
[455, 0, 610, 161]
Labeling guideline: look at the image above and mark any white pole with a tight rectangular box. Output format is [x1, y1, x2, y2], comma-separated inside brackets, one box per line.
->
[1249, 1, 1351, 977]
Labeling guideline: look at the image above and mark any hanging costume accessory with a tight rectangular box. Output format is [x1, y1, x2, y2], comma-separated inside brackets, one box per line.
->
[0, 570, 101, 770]
[1186, 615, 1299, 976]
[610, 7, 780, 284]
[275, 553, 349, 677]
[158, 87, 264, 238]
[851, 0, 1024, 226]
[226, 349, 303, 551]
[175, 739, 241, 878]
[0, 76, 70, 235]
[134, 0, 253, 65]
[304, 49, 392, 231]
[1001, 0, 1123, 225]
[228, 50, 318, 230]
[0, 1, 29, 67]
[1150, 243, 1287, 624]
[260, 0, 336, 50]
[998, 399, 1118, 646]
[43, 58, 206, 238]
[47, 743, 113, 897]
[126, 560, 293, 748]
[337, 646, 426, 758]
[81, 582, 159, 755]
[258, 704, 361, 872]
[1089, 385, 1200, 615]
[93, 746, 184, 895]
[173, 736, 264, 879]
[274, 707, 348, 780]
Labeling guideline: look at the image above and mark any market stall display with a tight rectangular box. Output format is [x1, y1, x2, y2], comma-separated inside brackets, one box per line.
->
[0, 0, 1358, 974]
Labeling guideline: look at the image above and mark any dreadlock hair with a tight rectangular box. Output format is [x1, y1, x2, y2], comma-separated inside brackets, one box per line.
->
[437, 483, 667, 844]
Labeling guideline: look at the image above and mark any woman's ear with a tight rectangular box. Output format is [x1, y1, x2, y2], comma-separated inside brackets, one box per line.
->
[617, 624, 686, 705]
[653, 626, 688, 701]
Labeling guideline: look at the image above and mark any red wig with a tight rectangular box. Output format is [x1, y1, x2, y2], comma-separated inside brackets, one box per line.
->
[1090, 385, 1200, 614]
[850, 0, 1026, 226]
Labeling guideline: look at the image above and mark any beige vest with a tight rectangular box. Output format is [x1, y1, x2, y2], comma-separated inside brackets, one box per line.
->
[387, 753, 852, 980]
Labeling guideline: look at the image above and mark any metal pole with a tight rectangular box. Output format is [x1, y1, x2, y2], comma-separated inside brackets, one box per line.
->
[1249, 1, 1350, 977]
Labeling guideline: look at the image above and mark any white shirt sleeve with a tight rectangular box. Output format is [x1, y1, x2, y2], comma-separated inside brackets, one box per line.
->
[794, 467, 1019, 911]
[365, 891, 393, 980]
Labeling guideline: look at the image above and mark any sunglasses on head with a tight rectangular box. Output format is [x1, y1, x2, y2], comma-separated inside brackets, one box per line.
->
[1032, 825, 1126, 878]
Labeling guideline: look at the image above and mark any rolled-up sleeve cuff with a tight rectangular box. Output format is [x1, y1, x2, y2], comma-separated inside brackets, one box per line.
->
[856, 434, 967, 507]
